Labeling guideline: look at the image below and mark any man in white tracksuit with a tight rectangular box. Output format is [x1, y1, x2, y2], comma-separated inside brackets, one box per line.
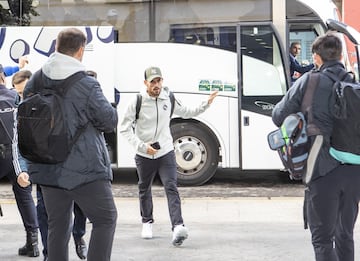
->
[120, 66, 218, 246]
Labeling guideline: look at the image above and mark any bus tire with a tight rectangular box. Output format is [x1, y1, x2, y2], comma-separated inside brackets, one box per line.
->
[171, 121, 219, 186]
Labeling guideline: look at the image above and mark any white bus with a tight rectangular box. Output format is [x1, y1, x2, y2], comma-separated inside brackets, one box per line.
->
[2, 0, 360, 185]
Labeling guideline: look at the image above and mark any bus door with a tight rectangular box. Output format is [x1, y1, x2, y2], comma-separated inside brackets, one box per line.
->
[237, 23, 288, 170]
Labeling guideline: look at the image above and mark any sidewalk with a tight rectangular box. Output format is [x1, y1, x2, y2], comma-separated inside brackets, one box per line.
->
[1, 197, 360, 260]
[0, 197, 305, 260]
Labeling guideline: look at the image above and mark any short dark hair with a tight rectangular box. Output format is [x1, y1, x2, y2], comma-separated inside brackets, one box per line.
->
[56, 28, 87, 56]
[311, 33, 342, 62]
[290, 42, 301, 48]
[12, 70, 32, 87]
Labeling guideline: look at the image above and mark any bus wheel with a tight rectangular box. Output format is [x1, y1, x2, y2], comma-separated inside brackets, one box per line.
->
[171, 121, 219, 186]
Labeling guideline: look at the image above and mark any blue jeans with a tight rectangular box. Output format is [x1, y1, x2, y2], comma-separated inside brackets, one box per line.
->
[135, 150, 184, 229]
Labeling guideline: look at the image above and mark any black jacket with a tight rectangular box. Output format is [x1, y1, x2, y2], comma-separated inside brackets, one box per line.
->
[0, 85, 28, 176]
[272, 61, 350, 181]
[0, 85, 17, 156]
[289, 54, 314, 82]
[23, 53, 118, 190]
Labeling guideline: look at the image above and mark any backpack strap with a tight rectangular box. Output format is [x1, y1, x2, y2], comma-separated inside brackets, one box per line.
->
[34, 70, 88, 146]
[135, 93, 142, 120]
[32, 70, 44, 94]
[0, 98, 15, 144]
[61, 72, 88, 146]
[301, 72, 321, 136]
[32, 70, 87, 95]
[59, 71, 88, 95]
[0, 116, 12, 141]
[322, 68, 353, 83]
[0, 116, 13, 158]
[169, 91, 175, 118]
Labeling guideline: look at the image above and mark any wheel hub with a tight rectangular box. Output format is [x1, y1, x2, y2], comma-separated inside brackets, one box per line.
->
[174, 136, 207, 174]
[182, 151, 194, 161]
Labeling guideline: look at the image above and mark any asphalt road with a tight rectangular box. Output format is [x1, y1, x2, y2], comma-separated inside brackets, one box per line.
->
[110, 168, 305, 198]
[0, 168, 305, 199]
[2, 168, 360, 261]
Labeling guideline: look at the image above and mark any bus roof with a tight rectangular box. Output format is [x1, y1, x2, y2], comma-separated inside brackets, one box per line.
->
[295, 0, 340, 23]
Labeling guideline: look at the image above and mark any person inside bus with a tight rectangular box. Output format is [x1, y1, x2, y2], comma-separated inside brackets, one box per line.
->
[101, 9, 121, 42]
[273, 33, 360, 261]
[289, 41, 315, 83]
[12, 70, 89, 261]
[119, 66, 218, 246]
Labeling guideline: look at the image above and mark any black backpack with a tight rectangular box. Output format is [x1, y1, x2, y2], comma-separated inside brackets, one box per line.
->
[17, 70, 87, 164]
[0, 94, 16, 159]
[323, 69, 360, 164]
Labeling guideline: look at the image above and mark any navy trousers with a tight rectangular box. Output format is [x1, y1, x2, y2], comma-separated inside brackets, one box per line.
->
[135, 150, 184, 230]
[0, 156, 38, 232]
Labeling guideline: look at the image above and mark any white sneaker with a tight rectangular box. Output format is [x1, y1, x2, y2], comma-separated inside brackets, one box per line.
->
[172, 224, 188, 246]
[141, 222, 153, 239]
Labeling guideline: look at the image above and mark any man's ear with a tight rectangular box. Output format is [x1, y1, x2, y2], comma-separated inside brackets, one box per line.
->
[74, 46, 85, 61]
[313, 53, 323, 68]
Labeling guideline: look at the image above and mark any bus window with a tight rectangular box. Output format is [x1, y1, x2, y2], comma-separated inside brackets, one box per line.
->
[289, 22, 323, 67]
[157, 0, 271, 43]
[169, 27, 212, 45]
[169, 26, 236, 51]
[240, 24, 287, 96]
[289, 31, 316, 64]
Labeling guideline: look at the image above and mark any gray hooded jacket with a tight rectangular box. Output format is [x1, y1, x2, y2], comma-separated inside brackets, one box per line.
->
[23, 52, 118, 190]
[120, 87, 209, 159]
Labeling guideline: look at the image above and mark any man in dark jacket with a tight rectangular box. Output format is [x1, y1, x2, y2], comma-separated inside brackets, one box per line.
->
[289, 41, 314, 83]
[22, 28, 118, 261]
[12, 70, 88, 261]
[0, 64, 39, 257]
[273, 33, 360, 261]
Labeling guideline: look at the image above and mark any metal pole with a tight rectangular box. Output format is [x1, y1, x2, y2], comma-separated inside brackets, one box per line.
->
[19, 0, 22, 25]
[149, 0, 155, 41]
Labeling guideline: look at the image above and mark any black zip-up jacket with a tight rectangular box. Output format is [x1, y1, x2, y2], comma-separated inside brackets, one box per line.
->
[272, 61, 351, 181]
